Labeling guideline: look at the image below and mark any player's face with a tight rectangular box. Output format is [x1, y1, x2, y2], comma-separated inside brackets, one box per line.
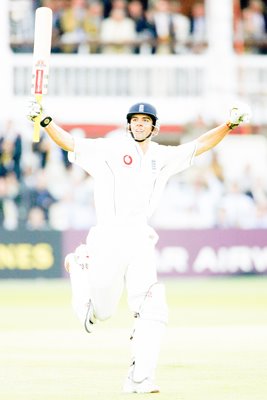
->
[130, 114, 153, 141]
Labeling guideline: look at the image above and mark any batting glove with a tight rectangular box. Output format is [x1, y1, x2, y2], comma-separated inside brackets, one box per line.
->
[227, 102, 252, 129]
[27, 99, 43, 122]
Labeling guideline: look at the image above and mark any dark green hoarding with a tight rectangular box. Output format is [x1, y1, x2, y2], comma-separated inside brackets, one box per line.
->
[0, 229, 62, 278]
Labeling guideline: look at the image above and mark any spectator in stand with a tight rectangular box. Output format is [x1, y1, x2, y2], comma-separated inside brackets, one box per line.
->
[0, 176, 8, 228]
[0, 122, 22, 181]
[103, 0, 149, 19]
[254, 200, 267, 227]
[127, 0, 157, 54]
[241, 0, 267, 54]
[209, 151, 225, 183]
[42, 0, 66, 53]
[83, 1, 104, 53]
[99, 0, 129, 22]
[26, 206, 50, 230]
[9, 0, 34, 52]
[57, 0, 87, 53]
[189, 1, 207, 54]
[150, 0, 174, 54]
[105, 0, 128, 16]
[11, 134, 22, 182]
[182, 174, 218, 228]
[0, 138, 14, 176]
[48, 165, 96, 230]
[100, 6, 137, 53]
[25, 170, 56, 221]
[0, 173, 19, 230]
[33, 0, 42, 8]
[243, 171, 267, 227]
[32, 132, 50, 169]
[170, 0, 190, 54]
[217, 181, 256, 228]
[150, 172, 219, 229]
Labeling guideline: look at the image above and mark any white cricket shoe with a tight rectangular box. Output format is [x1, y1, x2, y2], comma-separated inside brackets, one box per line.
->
[123, 377, 160, 394]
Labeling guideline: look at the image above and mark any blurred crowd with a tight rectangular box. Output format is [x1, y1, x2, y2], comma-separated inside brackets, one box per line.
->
[1, 119, 267, 231]
[9, 0, 267, 55]
[0, 121, 96, 231]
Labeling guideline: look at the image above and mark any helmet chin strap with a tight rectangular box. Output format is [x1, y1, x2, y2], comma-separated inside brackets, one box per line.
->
[128, 124, 155, 142]
[131, 131, 153, 142]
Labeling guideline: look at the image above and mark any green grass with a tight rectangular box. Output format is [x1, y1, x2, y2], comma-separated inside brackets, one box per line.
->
[1, 277, 267, 400]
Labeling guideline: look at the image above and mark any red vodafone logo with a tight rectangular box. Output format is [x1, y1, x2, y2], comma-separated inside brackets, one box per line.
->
[123, 155, 133, 165]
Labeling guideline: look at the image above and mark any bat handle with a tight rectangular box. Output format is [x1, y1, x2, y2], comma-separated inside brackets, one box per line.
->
[33, 94, 42, 143]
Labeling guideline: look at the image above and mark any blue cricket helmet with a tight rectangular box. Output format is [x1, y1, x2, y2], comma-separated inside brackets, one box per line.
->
[127, 102, 158, 125]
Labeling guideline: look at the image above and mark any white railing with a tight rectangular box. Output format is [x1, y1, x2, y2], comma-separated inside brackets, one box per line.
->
[13, 54, 206, 98]
[235, 55, 267, 96]
[10, 53, 267, 124]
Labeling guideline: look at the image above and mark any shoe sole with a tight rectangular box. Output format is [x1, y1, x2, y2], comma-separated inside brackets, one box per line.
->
[124, 389, 160, 394]
[84, 300, 94, 333]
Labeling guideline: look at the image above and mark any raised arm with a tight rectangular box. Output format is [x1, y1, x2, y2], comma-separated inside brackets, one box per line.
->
[43, 120, 74, 152]
[27, 100, 74, 152]
[195, 103, 251, 156]
[196, 123, 230, 156]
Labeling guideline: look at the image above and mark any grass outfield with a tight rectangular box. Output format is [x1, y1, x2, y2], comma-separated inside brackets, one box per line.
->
[1, 277, 267, 400]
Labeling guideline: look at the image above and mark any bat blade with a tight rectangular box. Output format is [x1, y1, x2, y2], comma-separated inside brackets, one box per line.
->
[31, 7, 53, 142]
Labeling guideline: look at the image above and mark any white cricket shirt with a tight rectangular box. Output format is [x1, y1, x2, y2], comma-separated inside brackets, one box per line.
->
[68, 135, 197, 225]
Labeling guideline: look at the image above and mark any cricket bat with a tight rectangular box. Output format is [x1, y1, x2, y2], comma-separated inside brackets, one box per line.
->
[31, 7, 53, 143]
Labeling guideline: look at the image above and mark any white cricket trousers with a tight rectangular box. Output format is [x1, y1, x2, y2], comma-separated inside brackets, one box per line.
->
[68, 224, 168, 381]
[69, 224, 160, 321]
